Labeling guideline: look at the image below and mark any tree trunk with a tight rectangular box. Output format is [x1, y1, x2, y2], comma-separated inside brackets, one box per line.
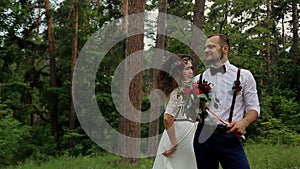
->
[97, 0, 102, 17]
[265, 0, 271, 88]
[69, 0, 78, 147]
[70, 0, 78, 130]
[125, 0, 144, 163]
[121, 0, 128, 32]
[117, 0, 128, 160]
[291, 1, 299, 102]
[191, 0, 205, 75]
[44, 0, 59, 146]
[146, 0, 167, 159]
[118, 0, 144, 164]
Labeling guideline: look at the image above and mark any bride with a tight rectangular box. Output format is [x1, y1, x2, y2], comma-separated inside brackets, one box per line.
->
[152, 54, 198, 169]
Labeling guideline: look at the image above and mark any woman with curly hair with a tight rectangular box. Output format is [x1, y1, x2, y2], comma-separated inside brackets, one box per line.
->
[152, 54, 197, 169]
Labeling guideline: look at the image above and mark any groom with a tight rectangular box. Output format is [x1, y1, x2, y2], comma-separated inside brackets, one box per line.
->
[193, 34, 260, 169]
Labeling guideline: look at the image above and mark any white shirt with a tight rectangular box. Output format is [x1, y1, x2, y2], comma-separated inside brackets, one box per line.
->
[194, 61, 260, 124]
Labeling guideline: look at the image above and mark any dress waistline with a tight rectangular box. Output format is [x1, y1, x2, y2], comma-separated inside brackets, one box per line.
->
[174, 119, 195, 123]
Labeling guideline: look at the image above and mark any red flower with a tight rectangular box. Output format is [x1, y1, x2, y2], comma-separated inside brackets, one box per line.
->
[193, 88, 204, 95]
[232, 81, 242, 93]
[235, 86, 242, 92]
[177, 79, 212, 122]
[198, 83, 211, 94]
[203, 85, 211, 92]
[184, 87, 191, 95]
[192, 82, 198, 89]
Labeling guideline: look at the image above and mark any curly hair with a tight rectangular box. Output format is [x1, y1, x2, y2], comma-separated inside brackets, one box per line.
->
[156, 54, 192, 97]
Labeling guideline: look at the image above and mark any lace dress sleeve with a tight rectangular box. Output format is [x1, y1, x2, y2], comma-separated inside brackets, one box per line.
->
[164, 89, 181, 117]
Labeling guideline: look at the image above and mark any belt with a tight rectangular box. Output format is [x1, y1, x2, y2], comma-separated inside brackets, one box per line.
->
[198, 123, 229, 134]
[214, 124, 229, 134]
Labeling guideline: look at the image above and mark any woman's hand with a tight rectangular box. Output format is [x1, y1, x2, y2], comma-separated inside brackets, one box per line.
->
[162, 144, 178, 157]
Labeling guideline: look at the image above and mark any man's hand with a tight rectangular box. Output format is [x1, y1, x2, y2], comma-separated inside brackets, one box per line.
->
[226, 120, 247, 139]
[227, 109, 258, 140]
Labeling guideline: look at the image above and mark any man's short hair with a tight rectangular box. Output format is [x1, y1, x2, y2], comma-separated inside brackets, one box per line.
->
[208, 34, 230, 50]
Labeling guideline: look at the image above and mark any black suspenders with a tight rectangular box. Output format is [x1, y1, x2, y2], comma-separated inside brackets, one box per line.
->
[200, 68, 241, 123]
[229, 68, 241, 122]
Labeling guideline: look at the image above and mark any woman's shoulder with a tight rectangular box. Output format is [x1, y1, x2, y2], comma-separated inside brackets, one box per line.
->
[169, 88, 182, 101]
[170, 88, 180, 95]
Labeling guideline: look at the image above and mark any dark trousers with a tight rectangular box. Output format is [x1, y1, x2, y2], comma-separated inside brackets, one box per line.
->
[193, 124, 250, 169]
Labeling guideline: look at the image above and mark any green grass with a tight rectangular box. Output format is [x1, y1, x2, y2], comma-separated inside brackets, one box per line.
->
[5, 153, 153, 169]
[5, 144, 300, 169]
[245, 144, 300, 169]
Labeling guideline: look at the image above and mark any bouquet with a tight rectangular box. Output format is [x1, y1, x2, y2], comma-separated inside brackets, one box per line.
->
[177, 79, 212, 122]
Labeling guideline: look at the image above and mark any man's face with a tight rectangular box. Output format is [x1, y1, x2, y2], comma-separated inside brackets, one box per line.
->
[204, 36, 222, 65]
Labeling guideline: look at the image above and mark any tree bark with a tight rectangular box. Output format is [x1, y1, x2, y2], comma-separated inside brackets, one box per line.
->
[265, 0, 271, 88]
[125, 0, 144, 163]
[44, 0, 59, 146]
[117, 0, 128, 160]
[121, 0, 128, 32]
[146, 0, 167, 159]
[291, 1, 299, 101]
[97, 0, 102, 17]
[191, 0, 205, 75]
[69, 0, 78, 147]
[118, 0, 144, 164]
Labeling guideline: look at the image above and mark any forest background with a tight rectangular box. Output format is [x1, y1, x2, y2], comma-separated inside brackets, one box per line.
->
[0, 0, 299, 167]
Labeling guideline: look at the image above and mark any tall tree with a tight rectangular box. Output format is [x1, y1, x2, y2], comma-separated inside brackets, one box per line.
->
[118, 0, 144, 164]
[191, 0, 205, 74]
[291, 1, 299, 101]
[44, 0, 59, 146]
[69, 0, 79, 147]
[147, 0, 167, 158]
[97, 0, 102, 17]
[121, 0, 128, 32]
[118, 0, 128, 159]
[265, 0, 272, 86]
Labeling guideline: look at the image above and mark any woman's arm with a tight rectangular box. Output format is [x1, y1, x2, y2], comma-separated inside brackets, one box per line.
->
[164, 114, 177, 146]
[162, 114, 178, 157]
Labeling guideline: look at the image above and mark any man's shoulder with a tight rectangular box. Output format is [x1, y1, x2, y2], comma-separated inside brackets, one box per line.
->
[239, 68, 253, 76]
[229, 63, 252, 75]
[237, 68, 257, 83]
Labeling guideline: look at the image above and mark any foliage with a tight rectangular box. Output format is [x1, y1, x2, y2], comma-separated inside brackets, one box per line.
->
[0, 102, 30, 166]
[25, 125, 58, 163]
[59, 126, 103, 156]
[0, 0, 299, 166]
[255, 117, 300, 145]
[4, 144, 300, 169]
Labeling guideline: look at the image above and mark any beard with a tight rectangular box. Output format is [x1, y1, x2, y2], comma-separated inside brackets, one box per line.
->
[205, 52, 224, 65]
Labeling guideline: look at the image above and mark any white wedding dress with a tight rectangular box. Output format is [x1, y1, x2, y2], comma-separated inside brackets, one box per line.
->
[152, 89, 198, 169]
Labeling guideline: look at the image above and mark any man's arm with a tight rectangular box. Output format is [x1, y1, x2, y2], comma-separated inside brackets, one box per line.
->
[227, 109, 258, 137]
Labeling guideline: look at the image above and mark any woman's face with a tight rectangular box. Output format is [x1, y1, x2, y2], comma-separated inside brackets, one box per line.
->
[183, 60, 193, 81]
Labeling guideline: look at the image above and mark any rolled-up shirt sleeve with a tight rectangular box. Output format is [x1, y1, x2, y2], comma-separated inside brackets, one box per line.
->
[243, 70, 260, 117]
